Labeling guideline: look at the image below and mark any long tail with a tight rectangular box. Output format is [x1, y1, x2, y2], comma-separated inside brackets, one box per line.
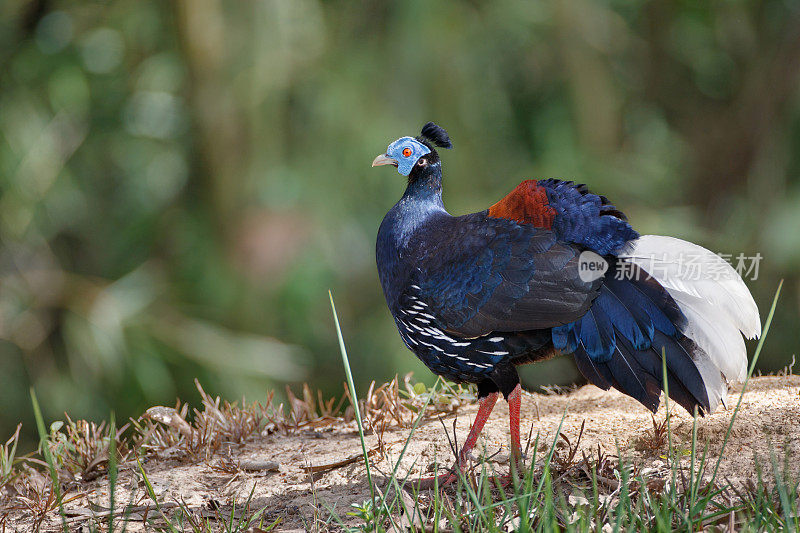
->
[558, 235, 760, 414]
[621, 235, 760, 410]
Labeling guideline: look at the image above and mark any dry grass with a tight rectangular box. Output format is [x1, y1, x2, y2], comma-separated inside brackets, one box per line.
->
[0, 286, 788, 530]
[0, 372, 476, 530]
[131, 379, 287, 461]
[124, 374, 474, 463]
[634, 415, 670, 453]
[43, 414, 131, 483]
[0, 373, 797, 531]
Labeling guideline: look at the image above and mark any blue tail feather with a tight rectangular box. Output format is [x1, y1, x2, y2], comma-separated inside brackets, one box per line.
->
[595, 284, 649, 350]
[652, 330, 710, 411]
[553, 262, 683, 363]
[563, 263, 711, 414]
[577, 307, 616, 362]
[604, 277, 656, 343]
[606, 346, 655, 411]
[573, 349, 612, 390]
[574, 330, 710, 414]
[615, 333, 702, 413]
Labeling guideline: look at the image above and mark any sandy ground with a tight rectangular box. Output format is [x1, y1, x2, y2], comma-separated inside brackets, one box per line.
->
[7, 375, 800, 531]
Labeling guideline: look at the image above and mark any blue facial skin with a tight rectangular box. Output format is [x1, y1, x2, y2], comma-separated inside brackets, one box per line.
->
[386, 137, 431, 176]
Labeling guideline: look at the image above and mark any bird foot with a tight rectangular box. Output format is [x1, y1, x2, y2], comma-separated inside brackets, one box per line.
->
[480, 453, 527, 489]
[404, 471, 458, 492]
[510, 455, 527, 477]
[495, 459, 527, 488]
[405, 456, 526, 492]
[486, 473, 516, 488]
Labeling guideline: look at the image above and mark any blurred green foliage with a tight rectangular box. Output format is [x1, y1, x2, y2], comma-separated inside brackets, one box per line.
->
[1, 0, 798, 445]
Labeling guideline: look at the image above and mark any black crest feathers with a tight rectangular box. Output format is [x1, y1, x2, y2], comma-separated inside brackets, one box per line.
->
[420, 122, 453, 149]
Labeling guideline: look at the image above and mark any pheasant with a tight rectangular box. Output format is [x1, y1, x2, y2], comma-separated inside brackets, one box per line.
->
[372, 122, 760, 487]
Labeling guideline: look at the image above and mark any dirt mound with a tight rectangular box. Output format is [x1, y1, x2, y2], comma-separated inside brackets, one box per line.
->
[7, 375, 800, 531]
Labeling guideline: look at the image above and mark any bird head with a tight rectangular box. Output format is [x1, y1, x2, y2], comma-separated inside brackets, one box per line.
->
[372, 122, 453, 177]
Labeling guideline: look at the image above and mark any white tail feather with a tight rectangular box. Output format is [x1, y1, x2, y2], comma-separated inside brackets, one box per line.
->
[668, 292, 747, 381]
[620, 235, 761, 410]
[622, 236, 760, 339]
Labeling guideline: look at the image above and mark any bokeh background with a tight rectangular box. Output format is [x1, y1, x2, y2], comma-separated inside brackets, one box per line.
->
[1, 0, 798, 446]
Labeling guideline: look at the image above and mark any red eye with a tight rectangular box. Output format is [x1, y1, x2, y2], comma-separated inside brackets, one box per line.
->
[402, 147, 412, 157]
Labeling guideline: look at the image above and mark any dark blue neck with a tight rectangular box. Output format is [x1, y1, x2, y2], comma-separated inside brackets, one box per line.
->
[391, 161, 447, 244]
[376, 161, 448, 307]
[402, 161, 444, 207]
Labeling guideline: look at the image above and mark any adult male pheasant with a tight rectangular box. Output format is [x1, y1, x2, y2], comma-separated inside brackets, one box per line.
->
[372, 122, 760, 486]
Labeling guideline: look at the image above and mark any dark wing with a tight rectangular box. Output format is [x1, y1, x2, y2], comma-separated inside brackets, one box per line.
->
[408, 212, 601, 338]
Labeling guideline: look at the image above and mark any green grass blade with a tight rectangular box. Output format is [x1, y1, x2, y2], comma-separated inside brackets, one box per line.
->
[137, 456, 180, 533]
[709, 281, 782, 486]
[688, 406, 698, 523]
[376, 377, 441, 525]
[30, 388, 69, 533]
[108, 412, 117, 533]
[660, 346, 677, 505]
[769, 448, 795, 531]
[0, 424, 20, 481]
[328, 291, 376, 515]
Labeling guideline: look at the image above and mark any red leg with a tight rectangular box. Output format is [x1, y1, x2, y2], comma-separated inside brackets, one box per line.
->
[507, 384, 525, 476]
[458, 391, 498, 463]
[411, 392, 499, 489]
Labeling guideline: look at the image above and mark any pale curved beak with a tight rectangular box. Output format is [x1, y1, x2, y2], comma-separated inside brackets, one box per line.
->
[371, 154, 397, 167]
